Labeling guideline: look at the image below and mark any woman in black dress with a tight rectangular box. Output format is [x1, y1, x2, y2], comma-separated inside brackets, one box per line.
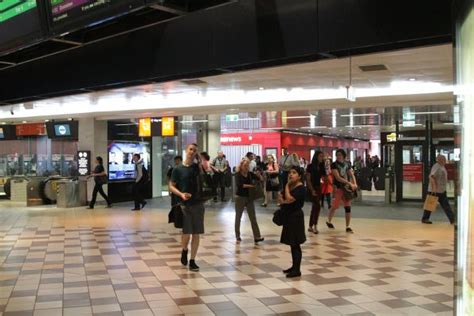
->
[278, 166, 306, 278]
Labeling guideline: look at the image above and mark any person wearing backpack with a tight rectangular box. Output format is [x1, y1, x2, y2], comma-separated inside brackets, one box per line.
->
[131, 153, 148, 211]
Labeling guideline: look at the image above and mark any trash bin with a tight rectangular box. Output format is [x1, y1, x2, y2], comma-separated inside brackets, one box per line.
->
[11, 178, 28, 202]
[57, 180, 88, 208]
[27, 177, 47, 206]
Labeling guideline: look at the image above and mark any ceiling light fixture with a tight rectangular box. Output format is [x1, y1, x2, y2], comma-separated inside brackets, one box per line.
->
[345, 56, 356, 102]
[409, 78, 416, 81]
[410, 111, 447, 115]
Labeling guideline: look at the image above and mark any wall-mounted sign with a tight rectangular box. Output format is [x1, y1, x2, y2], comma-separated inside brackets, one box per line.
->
[386, 132, 397, 142]
[402, 120, 416, 127]
[16, 123, 46, 136]
[225, 114, 239, 122]
[162, 117, 175, 136]
[77, 151, 91, 176]
[138, 118, 151, 137]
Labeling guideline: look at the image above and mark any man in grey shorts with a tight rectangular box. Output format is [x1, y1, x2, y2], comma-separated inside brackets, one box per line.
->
[169, 143, 205, 271]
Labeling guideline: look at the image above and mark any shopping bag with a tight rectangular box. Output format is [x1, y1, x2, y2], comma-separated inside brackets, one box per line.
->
[423, 194, 439, 212]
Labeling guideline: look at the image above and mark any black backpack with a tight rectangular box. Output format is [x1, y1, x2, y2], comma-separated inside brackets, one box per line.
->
[141, 165, 150, 183]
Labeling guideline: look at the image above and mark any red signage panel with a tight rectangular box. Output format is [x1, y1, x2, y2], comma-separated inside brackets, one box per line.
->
[403, 164, 423, 182]
[16, 123, 46, 136]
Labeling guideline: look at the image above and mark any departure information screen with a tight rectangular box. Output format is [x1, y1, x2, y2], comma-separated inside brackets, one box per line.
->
[0, 0, 43, 54]
[48, 0, 143, 34]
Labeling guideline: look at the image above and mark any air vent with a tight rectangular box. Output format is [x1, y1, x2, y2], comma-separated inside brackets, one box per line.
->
[359, 64, 388, 72]
[181, 79, 207, 85]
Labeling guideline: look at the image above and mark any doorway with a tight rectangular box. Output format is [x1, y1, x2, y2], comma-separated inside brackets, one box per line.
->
[395, 141, 427, 201]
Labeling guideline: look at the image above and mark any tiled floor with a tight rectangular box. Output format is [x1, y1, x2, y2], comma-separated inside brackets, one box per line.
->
[0, 199, 454, 315]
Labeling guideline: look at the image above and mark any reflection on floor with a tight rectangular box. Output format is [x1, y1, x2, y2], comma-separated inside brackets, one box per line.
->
[0, 199, 454, 316]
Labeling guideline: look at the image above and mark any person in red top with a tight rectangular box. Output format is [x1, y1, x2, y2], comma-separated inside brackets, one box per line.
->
[321, 159, 333, 209]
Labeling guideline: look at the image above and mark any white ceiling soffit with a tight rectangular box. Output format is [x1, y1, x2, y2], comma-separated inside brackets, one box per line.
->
[1, 44, 453, 122]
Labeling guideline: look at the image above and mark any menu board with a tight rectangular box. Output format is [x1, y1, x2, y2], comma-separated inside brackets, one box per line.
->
[48, 0, 144, 34]
[0, 0, 44, 54]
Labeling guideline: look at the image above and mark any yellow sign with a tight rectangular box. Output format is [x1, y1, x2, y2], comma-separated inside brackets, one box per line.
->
[138, 118, 151, 137]
[162, 117, 175, 136]
[387, 132, 397, 142]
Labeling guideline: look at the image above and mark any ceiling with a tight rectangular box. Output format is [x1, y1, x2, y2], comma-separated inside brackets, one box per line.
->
[0, 43, 456, 142]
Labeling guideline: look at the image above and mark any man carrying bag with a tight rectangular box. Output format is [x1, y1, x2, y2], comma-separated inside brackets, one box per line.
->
[421, 155, 455, 224]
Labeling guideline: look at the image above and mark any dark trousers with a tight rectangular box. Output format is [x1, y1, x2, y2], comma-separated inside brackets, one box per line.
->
[89, 183, 111, 208]
[309, 186, 322, 227]
[213, 173, 226, 200]
[280, 171, 289, 191]
[133, 181, 146, 209]
[321, 193, 332, 208]
[422, 191, 455, 223]
[290, 245, 302, 272]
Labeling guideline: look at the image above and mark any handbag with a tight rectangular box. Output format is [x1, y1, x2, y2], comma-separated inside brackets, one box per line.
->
[168, 204, 183, 228]
[343, 184, 357, 200]
[96, 175, 108, 185]
[423, 193, 439, 212]
[249, 181, 264, 200]
[272, 208, 283, 226]
[269, 175, 280, 187]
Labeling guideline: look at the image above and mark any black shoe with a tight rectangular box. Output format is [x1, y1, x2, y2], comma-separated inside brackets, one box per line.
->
[421, 220, 433, 224]
[286, 271, 302, 278]
[346, 227, 354, 233]
[283, 267, 294, 274]
[181, 249, 188, 266]
[221, 199, 227, 202]
[236, 237, 242, 243]
[131, 208, 141, 211]
[326, 221, 335, 229]
[213, 197, 218, 202]
[141, 201, 147, 209]
[106, 204, 112, 208]
[189, 260, 199, 272]
[254, 237, 264, 244]
[261, 203, 267, 207]
[86, 206, 93, 209]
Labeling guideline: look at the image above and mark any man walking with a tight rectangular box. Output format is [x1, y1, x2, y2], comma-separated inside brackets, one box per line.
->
[131, 154, 147, 211]
[421, 154, 455, 224]
[279, 148, 300, 189]
[170, 144, 205, 271]
[211, 151, 229, 202]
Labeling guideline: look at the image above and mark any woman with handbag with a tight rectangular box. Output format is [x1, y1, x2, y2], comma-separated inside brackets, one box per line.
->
[326, 149, 358, 233]
[87, 156, 112, 209]
[262, 155, 280, 207]
[278, 166, 306, 278]
[234, 158, 265, 244]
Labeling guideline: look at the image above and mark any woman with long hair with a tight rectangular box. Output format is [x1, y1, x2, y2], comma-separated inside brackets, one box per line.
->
[234, 158, 265, 244]
[278, 166, 306, 278]
[87, 156, 112, 209]
[306, 151, 326, 234]
[326, 149, 358, 233]
[262, 155, 279, 207]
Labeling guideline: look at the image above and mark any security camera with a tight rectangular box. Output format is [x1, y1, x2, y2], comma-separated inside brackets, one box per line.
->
[10, 107, 14, 116]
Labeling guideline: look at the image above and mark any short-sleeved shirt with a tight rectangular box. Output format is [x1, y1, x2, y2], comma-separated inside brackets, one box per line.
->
[306, 162, 326, 188]
[171, 164, 198, 206]
[235, 172, 258, 197]
[331, 161, 351, 188]
[93, 165, 105, 183]
[280, 154, 299, 172]
[428, 163, 447, 193]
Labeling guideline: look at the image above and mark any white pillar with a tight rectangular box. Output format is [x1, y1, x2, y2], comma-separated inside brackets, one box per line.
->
[207, 114, 221, 157]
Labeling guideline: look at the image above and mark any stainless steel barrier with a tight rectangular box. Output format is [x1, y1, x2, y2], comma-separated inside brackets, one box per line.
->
[56, 180, 88, 208]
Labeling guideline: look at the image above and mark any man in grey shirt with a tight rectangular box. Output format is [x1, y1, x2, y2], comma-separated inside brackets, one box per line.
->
[421, 155, 455, 224]
[279, 148, 300, 189]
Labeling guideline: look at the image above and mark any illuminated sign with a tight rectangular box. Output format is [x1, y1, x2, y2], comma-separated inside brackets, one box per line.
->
[16, 123, 46, 136]
[77, 151, 91, 176]
[138, 118, 151, 137]
[162, 117, 175, 136]
[387, 132, 397, 142]
[225, 114, 239, 122]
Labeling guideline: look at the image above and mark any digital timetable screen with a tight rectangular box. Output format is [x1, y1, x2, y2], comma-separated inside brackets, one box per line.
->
[0, 0, 44, 54]
[48, 0, 143, 34]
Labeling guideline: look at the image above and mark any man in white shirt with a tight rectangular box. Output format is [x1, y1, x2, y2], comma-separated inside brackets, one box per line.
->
[421, 155, 455, 224]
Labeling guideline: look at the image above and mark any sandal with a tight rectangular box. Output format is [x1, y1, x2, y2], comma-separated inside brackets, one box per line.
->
[261, 203, 267, 207]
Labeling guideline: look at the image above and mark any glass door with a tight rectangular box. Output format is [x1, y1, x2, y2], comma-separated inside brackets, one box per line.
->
[396, 142, 425, 201]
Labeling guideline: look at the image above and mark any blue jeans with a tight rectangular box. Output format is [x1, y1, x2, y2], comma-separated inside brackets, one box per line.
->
[422, 191, 455, 223]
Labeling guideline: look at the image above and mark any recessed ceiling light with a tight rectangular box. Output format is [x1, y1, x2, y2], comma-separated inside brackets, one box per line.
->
[1, 122, 6, 125]
[44, 119, 49, 122]
[409, 78, 416, 81]
[22, 121, 27, 123]
[259, 87, 264, 90]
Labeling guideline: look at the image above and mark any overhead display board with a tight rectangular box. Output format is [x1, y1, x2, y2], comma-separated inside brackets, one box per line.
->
[47, 0, 144, 34]
[0, 0, 45, 55]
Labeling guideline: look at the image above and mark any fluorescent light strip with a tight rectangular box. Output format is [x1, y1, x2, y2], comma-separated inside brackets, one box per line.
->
[180, 120, 208, 123]
[410, 111, 447, 115]
[2, 81, 454, 120]
[340, 113, 379, 117]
